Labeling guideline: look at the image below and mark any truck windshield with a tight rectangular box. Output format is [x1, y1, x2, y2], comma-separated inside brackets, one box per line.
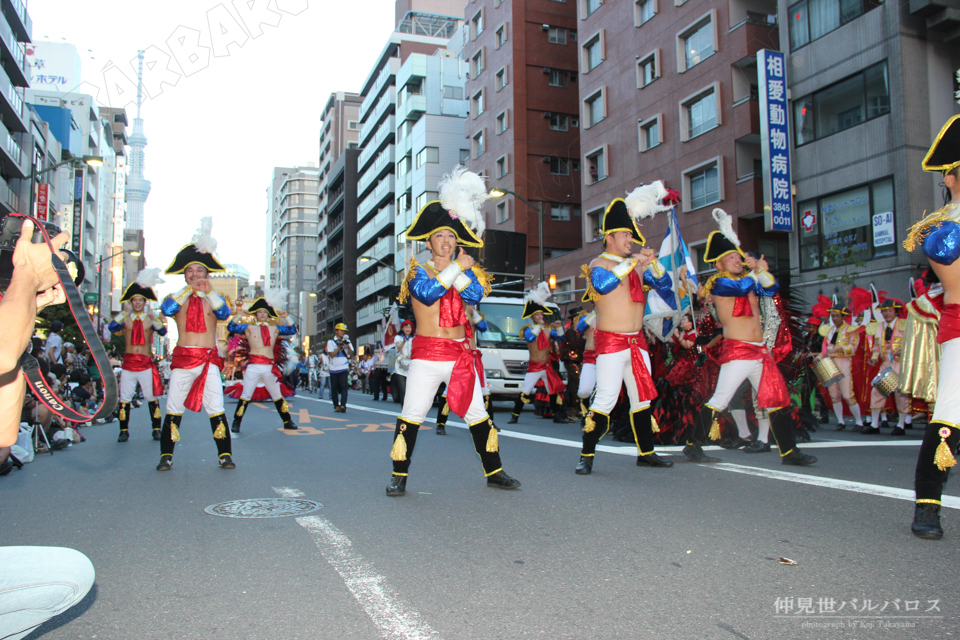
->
[476, 301, 559, 347]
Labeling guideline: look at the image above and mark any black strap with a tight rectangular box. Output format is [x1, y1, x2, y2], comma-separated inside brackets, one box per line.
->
[14, 214, 117, 422]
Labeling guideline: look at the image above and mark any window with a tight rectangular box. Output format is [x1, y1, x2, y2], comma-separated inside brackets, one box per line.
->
[584, 0, 602, 17]
[585, 89, 605, 127]
[681, 18, 714, 70]
[496, 201, 508, 223]
[583, 33, 603, 72]
[397, 192, 411, 212]
[473, 130, 485, 158]
[793, 62, 890, 147]
[687, 163, 720, 209]
[496, 67, 507, 90]
[496, 111, 508, 134]
[472, 49, 484, 77]
[496, 155, 508, 178]
[638, 115, 661, 151]
[460, 149, 470, 163]
[551, 203, 580, 221]
[347, 141, 358, 149]
[637, 51, 658, 88]
[683, 88, 718, 139]
[473, 90, 485, 117]
[548, 27, 567, 44]
[798, 178, 896, 270]
[347, 120, 360, 130]
[415, 147, 439, 168]
[415, 192, 428, 211]
[472, 10, 484, 39]
[586, 147, 606, 183]
[496, 24, 507, 48]
[443, 86, 464, 100]
[548, 69, 568, 87]
[550, 113, 569, 131]
[635, 0, 656, 25]
[788, 0, 882, 50]
[550, 157, 570, 175]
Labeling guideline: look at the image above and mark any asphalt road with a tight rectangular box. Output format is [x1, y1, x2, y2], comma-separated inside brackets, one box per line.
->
[3, 390, 959, 640]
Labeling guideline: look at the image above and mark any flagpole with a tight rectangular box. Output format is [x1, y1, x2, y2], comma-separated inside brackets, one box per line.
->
[669, 208, 684, 336]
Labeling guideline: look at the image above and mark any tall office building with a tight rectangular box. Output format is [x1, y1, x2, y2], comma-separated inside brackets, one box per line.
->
[269, 165, 320, 324]
[0, 2, 32, 221]
[462, 0, 583, 279]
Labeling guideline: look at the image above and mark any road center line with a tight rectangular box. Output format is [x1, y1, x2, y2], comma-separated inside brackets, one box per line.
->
[273, 487, 440, 640]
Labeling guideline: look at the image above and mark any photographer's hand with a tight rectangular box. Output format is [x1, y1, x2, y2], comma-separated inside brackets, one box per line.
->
[13, 220, 69, 291]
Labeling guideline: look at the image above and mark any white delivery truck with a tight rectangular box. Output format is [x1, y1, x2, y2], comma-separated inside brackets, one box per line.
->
[475, 295, 564, 401]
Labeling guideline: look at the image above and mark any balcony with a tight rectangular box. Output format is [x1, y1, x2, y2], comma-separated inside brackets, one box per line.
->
[909, 0, 960, 42]
[0, 14, 26, 87]
[359, 115, 396, 171]
[0, 70, 24, 132]
[733, 97, 760, 143]
[0, 173, 19, 214]
[357, 237, 392, 275]
[357, 174, 395, 223]
[356, 267, 396, 301]
[327, 240, 344, 263]
[326, 268, 344, 293]
[400, 94, 427, 122]
[360, 86, 396, 146]
[728, 18, 779, 64]
[735, 173, 764, 215]
[324, 299, 343, 321]
[357, 205, 393, 248]
[358, 144, 395, 195]
[2, 0, 32, 43]
[356, 297, 391, 327]
[328, 212, 344, 235]
[328, 183, 345, 207]
[360, 57, 400, 119]
[0, 118, 22, 177]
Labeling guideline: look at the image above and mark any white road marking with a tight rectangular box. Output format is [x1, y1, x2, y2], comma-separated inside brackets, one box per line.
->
[273, 487, 440, 640]
[288, 398, 959, 509]
[706, 463, 960, 510]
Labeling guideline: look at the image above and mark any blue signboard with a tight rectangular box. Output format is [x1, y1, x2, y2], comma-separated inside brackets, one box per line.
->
[758, 50, 793, 232]
[72, 168, 84, 254]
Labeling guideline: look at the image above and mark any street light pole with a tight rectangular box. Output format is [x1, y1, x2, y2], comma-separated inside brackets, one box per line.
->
[94, 248, 140, 332]
[26, 155, 105, 220]
[488, 188, 545, 283]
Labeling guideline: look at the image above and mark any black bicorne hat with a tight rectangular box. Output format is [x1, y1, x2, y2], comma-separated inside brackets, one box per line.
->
[405, 201, 484, 247]
[165, 244, 226, 275]
[120, 282, 158, 302]
[922, 115, 960, 174]
[878, 298, 904, 310]
[601, 199, 645, 244]
[702, 231, 746, 263]
[248, 297, 279, 318]
[522, 300, 553, 319]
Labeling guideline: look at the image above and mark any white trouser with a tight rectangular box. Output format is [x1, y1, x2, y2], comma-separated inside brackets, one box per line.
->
[578, 363, 597, 399]
[522, 370, 549, 395]
[241, 363, 283, 401]
[166, 363, 224, 416]
[932, 338, 960, 426]
[591, 346, 652, 414]
[706, 355, 764, 412]
[400, 358, 488, 425]
[119, 368, 156, 402]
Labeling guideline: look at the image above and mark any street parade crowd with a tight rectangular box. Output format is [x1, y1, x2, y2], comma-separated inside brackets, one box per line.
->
[1, 113, 959, 640]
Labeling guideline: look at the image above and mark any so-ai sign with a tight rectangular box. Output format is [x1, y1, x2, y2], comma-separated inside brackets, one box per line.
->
[759, 50, 793, 232]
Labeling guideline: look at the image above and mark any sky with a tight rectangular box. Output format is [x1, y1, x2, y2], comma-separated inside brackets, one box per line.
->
[28, 0, 399, 295]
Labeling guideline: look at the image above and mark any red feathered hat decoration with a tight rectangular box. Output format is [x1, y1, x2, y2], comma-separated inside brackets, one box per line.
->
[811, 294, 831, 318]
[847, 286, 872, 316]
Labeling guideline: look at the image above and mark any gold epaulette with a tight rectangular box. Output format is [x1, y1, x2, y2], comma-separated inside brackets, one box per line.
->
[699, 272, 722, 298]
[580, 264, 601, 302]
[398, 257, 420, 304]
[472, 264, 494, 296]
[817, 323, 831, 337]
[865, 320, 879, 336]
[572, 310, 588, 328]
[903, 204, 959, 252]
[519, 324, 533, 340]
[897, 318, 907, 331]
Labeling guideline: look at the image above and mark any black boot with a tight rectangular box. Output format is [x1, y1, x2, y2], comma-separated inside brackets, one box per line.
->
[210, 414, 233, 466]
[117, 402, 131, 442]
[390, 418, 421, 476]
[274, 397, 297, 430]
[487, 470, 521, 489]
[232, 398, 249, 433]
[386, 474, 407, 496]
[436, 400, 449, 435]
[157, 414, 182, 469]
[575, 456, 594, 475]
[631, 409, 673, 467]
[743, 440, 771, 453]
[468, 417, 508, 478]
[509, 393, 530, 423]
[148, 400, 162, 440]
[577, 409, 611, 472]
[769, 408, 816, 465]
[684, 407, 720, 462]
[911, 502, 944, 540]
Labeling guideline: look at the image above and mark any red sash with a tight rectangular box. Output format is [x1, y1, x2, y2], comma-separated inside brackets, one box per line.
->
[411, 335, 475, 418]
[733, 297, 753, 317]
[583, 349, 597, 365]
[171, 346, 224, 412]
[628, 270, 644, 303]
[122, 353, 164, 397]
[439, 288, 472, 338]
[131, 318, 146, 345]
[259, 325, 272, 346]
[938, 303, 960, 344]
[593, 329, 657, 402]
[717, 339, 790, 408]
[527, 360, 565, 395]
[472, 350, 486, 387]
[247, 354, 284, 385]
[535, 326, 550, 350]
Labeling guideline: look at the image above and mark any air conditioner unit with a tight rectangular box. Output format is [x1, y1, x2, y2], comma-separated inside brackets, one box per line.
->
[571, 118, 579, 127]
[542, 67, 551, 74]
[542, 156, 551, 163]
[570, 73, 577, 83]
[543, 111, 551, 118]
[542, 24, 550, 30]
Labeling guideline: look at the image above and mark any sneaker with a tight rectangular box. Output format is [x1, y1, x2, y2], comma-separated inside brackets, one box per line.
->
[218, 455, 236, 469]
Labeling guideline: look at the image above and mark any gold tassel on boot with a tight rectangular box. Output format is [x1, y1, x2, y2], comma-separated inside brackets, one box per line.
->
[170, 423, 181, 442]
[236, 401, 246, 418]
[213, 418, 227, 440]
[441, 402, 450, 416]
[584, 411, 596, 433]
[486, 420, 499, 452]
[281, 400, 290, 413]
[935, 426, 957, 471]
[651, 416, 660, 434]
[580, 399, 588, 417]
[119, 405, 126, 421]
[391, 424, 408, 461]
[708, 413, 721, 441]
[152, 404, 161, 419]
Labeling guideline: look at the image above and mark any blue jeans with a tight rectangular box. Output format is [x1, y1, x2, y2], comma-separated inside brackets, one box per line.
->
[0, 546, 95, 640]
[317, 376, 330, 400]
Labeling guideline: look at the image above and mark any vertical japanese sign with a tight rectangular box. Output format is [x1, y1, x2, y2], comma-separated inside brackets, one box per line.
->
[759, 49, 794, 232]
[36, 183, 49, 221]
[72, 168, 84, 254]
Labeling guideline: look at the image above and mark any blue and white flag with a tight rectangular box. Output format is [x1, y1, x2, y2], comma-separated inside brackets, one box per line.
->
[644, 210, 698, 340]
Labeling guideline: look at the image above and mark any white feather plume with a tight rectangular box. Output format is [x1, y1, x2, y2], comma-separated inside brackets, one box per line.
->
[624, 181, 670, 221]
[135, 267, 164, 288]
[191, 216, 218, 254]
[525, 281, 552, 305]
[438, 165, 490, 238]
[711, 208, 741, 248]
[264, 287, 288, 311]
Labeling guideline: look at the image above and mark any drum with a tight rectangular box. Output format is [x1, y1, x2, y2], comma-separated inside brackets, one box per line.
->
[871, 367, 900, 397]
[813, 356, 843, 387]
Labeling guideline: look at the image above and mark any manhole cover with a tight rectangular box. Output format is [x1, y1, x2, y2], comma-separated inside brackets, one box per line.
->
[204, 498, 324, 519]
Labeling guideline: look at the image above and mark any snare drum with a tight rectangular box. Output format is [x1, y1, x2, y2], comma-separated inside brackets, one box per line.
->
[813, 356, 843, 387]
[871, 367, 900, 397]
